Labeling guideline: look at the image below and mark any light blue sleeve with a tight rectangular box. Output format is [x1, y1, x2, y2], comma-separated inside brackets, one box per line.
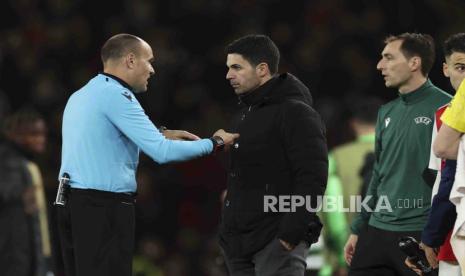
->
[103, 88, 213, 164]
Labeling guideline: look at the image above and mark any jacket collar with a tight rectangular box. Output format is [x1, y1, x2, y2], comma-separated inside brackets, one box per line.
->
[100, 72, 134, 92]
[238, 76, 278, 106]
[399, 79, 432, 104]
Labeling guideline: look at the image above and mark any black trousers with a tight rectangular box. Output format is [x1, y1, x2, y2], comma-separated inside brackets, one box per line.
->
[349, 225, 421, 276]
[56, 188, 135, 276]
[223, 238, 309, 276]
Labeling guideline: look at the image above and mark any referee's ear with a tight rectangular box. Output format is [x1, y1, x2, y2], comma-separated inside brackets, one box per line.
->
[126, 53, 137, 69]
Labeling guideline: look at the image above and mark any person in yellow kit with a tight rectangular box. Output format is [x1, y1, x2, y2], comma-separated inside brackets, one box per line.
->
[434, 82, 465, 159]
[433, 34, 465, 274]
[434, 32, 465, 160]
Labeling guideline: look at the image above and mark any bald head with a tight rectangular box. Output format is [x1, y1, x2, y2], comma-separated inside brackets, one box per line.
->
[101, 34, 144, 65]
[100, 33, 155, 93]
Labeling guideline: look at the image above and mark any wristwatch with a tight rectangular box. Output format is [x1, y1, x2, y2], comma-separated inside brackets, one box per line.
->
[158, 125, 168, 133]
[210, 136, 225, 153]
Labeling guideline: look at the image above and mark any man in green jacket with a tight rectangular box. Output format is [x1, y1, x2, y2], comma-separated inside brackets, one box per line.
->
[344, 33, 451, 276]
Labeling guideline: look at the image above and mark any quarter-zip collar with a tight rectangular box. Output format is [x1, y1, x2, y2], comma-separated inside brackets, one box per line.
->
[399, 79, 432, 105]
[100, 72, 134, 92]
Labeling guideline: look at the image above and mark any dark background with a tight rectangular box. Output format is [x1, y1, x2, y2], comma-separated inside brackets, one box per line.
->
[1, 0, 464, 275]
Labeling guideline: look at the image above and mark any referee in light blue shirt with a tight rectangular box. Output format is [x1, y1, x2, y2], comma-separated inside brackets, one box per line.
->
[56, 33, 239, 276]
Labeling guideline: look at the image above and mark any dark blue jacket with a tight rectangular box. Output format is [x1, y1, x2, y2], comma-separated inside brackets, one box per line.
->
[421, 159, 457, 247]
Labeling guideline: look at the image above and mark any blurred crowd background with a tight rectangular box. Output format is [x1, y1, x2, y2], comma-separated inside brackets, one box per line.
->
[0, 0, 464, 275]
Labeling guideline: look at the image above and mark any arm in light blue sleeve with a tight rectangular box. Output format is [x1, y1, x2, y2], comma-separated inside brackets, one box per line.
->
[104, 89, 213, 164]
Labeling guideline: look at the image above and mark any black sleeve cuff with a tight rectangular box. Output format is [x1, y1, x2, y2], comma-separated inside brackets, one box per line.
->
[277, 218, 322, 246]
[209, 136, 225, 153]
[158, 125, 167, 133]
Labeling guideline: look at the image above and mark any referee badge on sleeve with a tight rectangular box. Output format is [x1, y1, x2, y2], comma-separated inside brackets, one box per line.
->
[122, 91, 133, 102]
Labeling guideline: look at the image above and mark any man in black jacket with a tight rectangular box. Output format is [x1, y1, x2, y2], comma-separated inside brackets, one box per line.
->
[0, 107, 52, 276]
[219, 34, 328, 276]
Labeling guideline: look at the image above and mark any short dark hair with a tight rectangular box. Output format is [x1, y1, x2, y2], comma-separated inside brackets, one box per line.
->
[101, 34, 143, 64]
[3, 106, 43, 137]
[349, 96, 383, 125]
[443, 33, 465, 59]
[384, 33, 435, 76]
[226, 34, 280, 74]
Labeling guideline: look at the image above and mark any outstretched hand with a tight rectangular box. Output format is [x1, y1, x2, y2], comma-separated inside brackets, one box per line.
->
[212, 129, 240, 151]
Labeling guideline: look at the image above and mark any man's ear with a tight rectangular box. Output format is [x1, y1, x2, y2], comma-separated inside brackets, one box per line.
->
[125, 53, 136, 69]
[443, 62, 450, 77]
[409, 56, 422, 73]
[256, 62, 270, 78]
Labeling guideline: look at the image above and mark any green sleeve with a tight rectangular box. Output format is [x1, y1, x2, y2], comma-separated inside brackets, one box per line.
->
[323, 153, 349, 266]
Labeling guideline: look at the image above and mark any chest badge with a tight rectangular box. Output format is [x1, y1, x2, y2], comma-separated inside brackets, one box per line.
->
[385, 117, 391, 127]
[414, 116, 432, 125]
